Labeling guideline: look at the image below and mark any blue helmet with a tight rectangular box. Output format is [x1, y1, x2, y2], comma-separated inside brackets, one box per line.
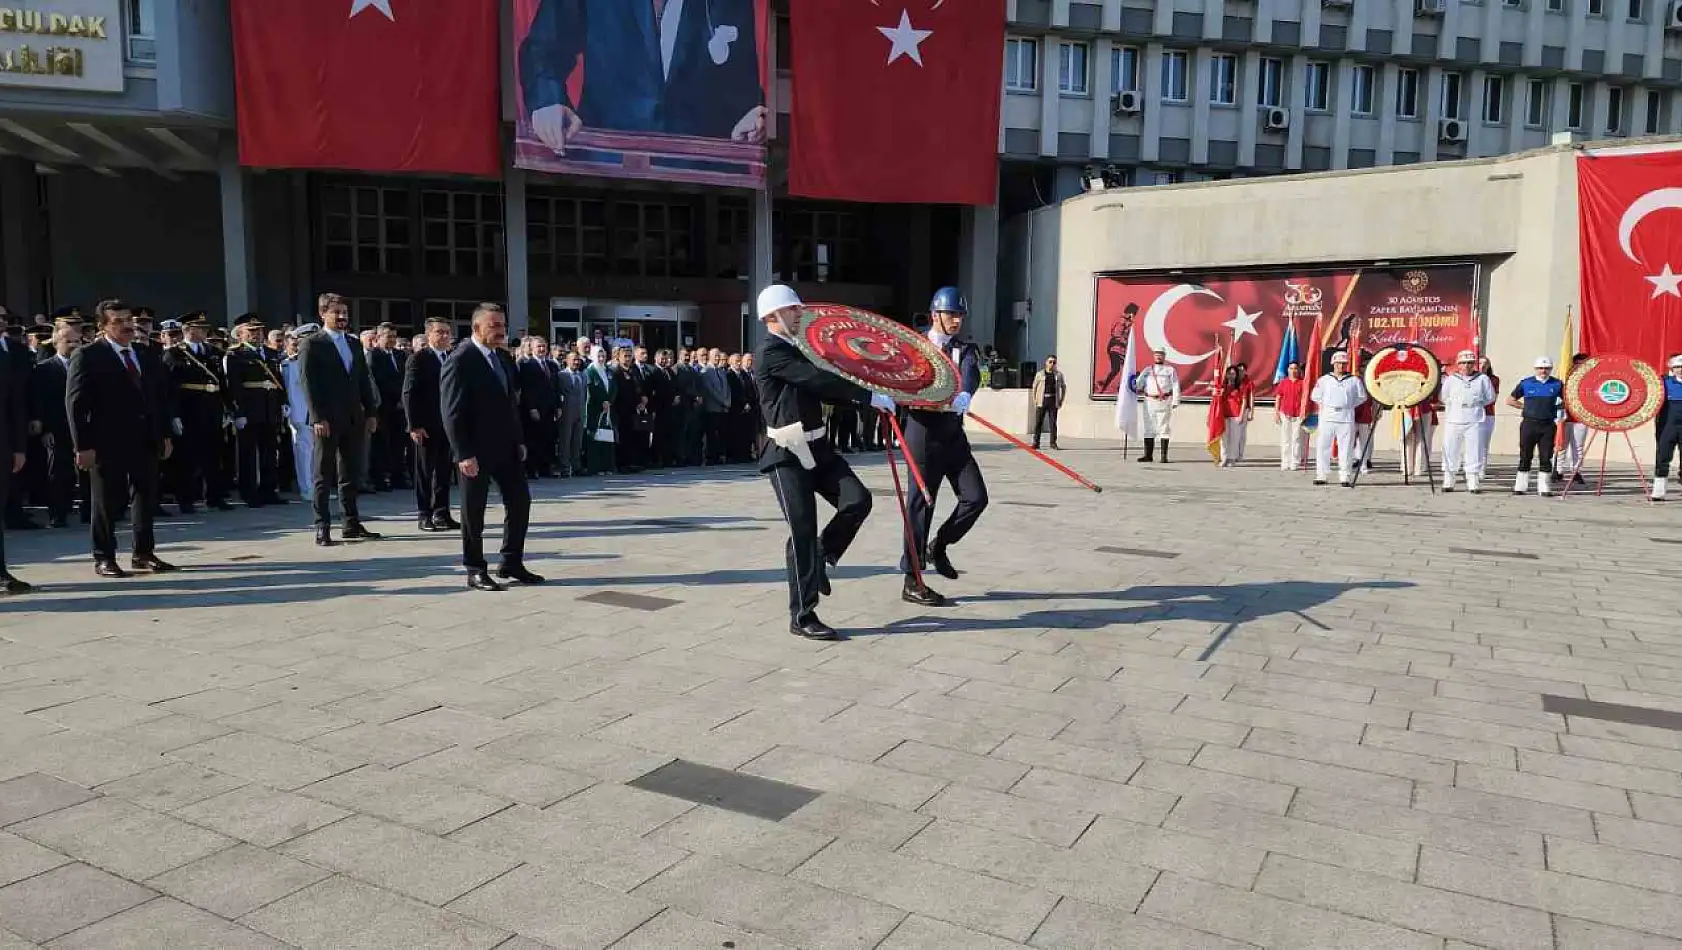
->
[930, 286, 968, 315]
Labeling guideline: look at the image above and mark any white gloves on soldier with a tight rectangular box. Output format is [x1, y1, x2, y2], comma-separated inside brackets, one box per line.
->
[951, 392, 972, 414]
[171, 418, 184, 436]
[234, 417, 248, 431]
[869, 393, 896, 413]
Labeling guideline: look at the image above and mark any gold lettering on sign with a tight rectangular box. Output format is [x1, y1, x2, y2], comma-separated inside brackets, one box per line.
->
[0, 45, 83, 76]
[0, 9, 108, 38]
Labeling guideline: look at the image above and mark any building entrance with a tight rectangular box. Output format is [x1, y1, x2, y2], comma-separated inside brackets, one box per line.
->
[548, 298, 699, 355]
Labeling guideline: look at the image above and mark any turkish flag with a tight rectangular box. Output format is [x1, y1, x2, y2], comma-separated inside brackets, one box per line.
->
[1579, 149, 1682, 365]
[789, 0, 1004, 205]
[232, 0, 500, 177]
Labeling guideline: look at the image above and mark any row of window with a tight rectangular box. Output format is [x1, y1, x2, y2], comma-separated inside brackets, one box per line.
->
[1016, 38, 1663, 133]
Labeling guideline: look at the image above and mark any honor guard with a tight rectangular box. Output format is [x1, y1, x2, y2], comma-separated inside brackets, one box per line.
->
[1505, 356, 1564, 496]
[1131, 348, 1180, 462]
[899, 286, 988, 607]
[1653, 354, 1682, 501]
[162, 315, 234, 513]
[754, 284, 893, 641]
[1311, 350, 1366, 486]
[1439, 350, 1497, 493]
[225, 315, 286, 507]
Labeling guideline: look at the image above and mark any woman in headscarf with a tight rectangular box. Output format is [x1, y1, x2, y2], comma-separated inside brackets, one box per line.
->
[584, 345, 617, 475]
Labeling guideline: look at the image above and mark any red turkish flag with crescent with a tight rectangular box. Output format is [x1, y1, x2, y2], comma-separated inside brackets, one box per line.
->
[789, 0, 1004, 205]
[232, 0, 500, 177]
[1578, 149, 1682, 365]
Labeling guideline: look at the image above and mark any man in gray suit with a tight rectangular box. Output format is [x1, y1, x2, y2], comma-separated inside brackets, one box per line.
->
[697, 348, 731, 465]
[298, 292, 381, 546]
[556, 351, 588, 476]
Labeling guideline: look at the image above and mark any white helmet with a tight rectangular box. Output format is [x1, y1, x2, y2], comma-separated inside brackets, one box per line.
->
[756, 284, 803, 320]
[1534, 356, 1553, 369]
[1669, 355, 1682, 369]
[1455, 349, 1477, 363]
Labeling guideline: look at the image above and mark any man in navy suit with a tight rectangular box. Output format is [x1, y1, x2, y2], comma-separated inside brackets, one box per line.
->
[520, 0, 766, 150]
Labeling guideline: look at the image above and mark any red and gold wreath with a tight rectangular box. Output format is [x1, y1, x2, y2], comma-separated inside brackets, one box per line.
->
[1565, 355, 1662, 431]
[1361, 345, 1442, 409]
[788, 304, 959, 407]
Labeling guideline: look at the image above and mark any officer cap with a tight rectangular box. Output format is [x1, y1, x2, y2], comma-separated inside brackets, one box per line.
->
[52, 315, 81, 328]
[235, 314, 265, 329]
[49, 305, 77, 320]
[26, 327, 51, 343]
[1330, 350, 1350, 364]
[158, 319, 183, 332]
[1455, 349, 1477, 363]
[1534, 356, 1553, 369]
[292, 323, 322, 338]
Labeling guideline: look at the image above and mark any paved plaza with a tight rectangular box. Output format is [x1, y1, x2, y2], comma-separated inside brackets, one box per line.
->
[0, 437, 1680, 949]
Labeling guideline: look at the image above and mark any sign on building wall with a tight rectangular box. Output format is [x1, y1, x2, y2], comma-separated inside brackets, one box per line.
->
[0, 0, 124, 92]
[510, 0, 768, 189]
[1090, 264, 1482, 400]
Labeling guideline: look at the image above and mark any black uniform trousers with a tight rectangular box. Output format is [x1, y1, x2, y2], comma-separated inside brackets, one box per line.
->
[899, 416, 990, 574]
[91, 450, 159, 561]
[460, 459, 530, 571]
[1656, 415, 1682, 477]
[766, 450, 872, 622]
[414, 430, 453, 521]
[173, 412, 226, 506]
[236, 420, 280, 503]
[43, 434, 83, 520]
[1517, 418, 1556, 474]
[311, 424, 367, 529]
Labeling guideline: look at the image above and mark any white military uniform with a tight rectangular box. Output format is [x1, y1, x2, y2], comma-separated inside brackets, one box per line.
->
[1555, 420, 1588, 478]
[1312, 371, 1367, 484]
[1439, 371, 1496, 490]
[1133, 364, 1180, 437]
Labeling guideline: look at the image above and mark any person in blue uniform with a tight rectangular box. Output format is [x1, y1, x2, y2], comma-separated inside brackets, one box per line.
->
[1504, 356, 1564, 497]
[899, 287, 987, 608]
[1652, 354, 1682, 501]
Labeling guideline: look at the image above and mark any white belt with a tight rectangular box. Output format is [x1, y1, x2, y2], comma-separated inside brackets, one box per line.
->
[783, 425, 825, 443]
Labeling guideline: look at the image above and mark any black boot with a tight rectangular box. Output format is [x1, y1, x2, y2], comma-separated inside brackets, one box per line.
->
[1158, 440, 1169, 462]
[1137, 438, 1154, 463]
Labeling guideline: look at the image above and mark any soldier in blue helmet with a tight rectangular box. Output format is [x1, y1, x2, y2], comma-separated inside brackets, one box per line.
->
[899, 286, 988, 607]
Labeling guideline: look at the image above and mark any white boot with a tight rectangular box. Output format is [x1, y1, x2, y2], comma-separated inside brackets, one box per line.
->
[1538, 473, 1553, 497]
[1468, 474, 1481, 494]
[1514, 471, 1529, 494]
[1655, 476, 1669, 501]
[1443, 472, 1456, 492]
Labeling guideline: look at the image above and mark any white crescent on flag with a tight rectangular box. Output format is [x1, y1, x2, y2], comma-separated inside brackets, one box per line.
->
[1142, 284, 1221, 365]
[1617, 187, 1682, 262]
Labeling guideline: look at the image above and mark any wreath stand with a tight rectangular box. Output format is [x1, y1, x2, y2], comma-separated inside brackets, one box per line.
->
[1556, 426, 1653, 502]
[1555, 356, 1662, 504]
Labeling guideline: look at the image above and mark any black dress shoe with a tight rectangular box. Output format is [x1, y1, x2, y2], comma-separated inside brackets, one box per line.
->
[178, 504, 198, 515]
[928, 545, 959, 580]
[496, 564, 545, 585]
[902, 580, 948, 607]
[132, 556, 178, 573]
[210, 500, 235, 511]
[436, 516, 462, 530]
[467, 571, 505, 591]
[819, 567, 832, 597]
[0, 575, 33, 596]
[790, 615, 845, 640]
[315, 531, 338, 547]
[95, 560, 130, 578]
[418, 519, 450, 532]
[342, 524, 382, 541]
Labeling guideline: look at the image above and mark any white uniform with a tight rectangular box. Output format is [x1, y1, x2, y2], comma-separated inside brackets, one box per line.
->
[1132, 364, 1180, 438]
[282, 356, 314, 496]
[1402, 411, 1434, 476]
[1439, 372, 1496, 489]
[1555, 420, 1588, 476]
[1312, 373, 1367, 484]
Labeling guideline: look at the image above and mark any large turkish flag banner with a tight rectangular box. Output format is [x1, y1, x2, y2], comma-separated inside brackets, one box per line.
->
[232, 0, 501, 177]
[789, 0, 1004, 205]
[1579, 150, 1682, 365]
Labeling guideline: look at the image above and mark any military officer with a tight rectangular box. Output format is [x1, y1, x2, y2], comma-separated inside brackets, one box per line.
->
[1131, 348, 1180, 462]
[163, 315, 234, 513]
[225, 315, 286, 507]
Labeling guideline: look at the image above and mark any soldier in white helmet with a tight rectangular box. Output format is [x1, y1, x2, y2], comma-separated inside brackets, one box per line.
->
[1504, 356, 1564, 496]
[1438, 349, 1496, 493]
[1311, 350, 1365, 486]
[1653, 353, 1682, 501]
[1130, 348, 1179, 462]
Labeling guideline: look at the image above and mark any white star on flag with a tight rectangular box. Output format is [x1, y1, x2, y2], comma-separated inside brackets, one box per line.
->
[1647, 263, 1682, 299]
[877, 9, 932, 66]
[349, 0, 394, 20]
[1222, 305, 1262, 339]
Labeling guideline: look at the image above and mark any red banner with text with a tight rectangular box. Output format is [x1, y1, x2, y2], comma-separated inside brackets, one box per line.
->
[1091, 264, 1480, 400]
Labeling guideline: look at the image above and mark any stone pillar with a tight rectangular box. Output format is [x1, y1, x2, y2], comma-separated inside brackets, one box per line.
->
[0, 157, 43, 316]
[748, 185, 773, 347]
[503, 165, 530, 338]
[958, 202, 1000, 352]
[217, 134, 254, 324]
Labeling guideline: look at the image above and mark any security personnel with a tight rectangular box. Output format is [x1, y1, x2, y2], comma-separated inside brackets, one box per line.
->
[900, 286, 987, 607]
[1505, 356, 1564, 496]
[162, 315, 234, 513]
[754, 284, 894, 641]
[1653, 354, 1682, 501]
[224, 315, 285, 507]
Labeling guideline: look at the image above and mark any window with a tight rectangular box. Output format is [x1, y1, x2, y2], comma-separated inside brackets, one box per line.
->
[1112, 46, 1140, 93]
[712, 198, 751, 279]
[1628, 0, 1643, 18]
[1161, 50, 1189, 102]
[1154, 171, 1185, 185]
[776, 207, 863, 283]
[1058, 41, 1089, 95]
[1397, 68, 1420, 118]
[1567, 82, 1585, 129]
[1546, 0, 1564, 11]
[348, 299, 414, 333]
[527, 196, 609, 277]
[421, 190, 503, 277]
[322, 185, 411, 276]
[1587, 0, 1605, 13]
[1608, 86, 1626, 133]
[611, 201, 696, 278]
[1525, 79, 1549, 127]
[1210, 53, 1237, 105]
[1258, 57, 1284, 107]
[1441, 71, 1463, 120]
[125, 0, 154, 62]
[1004, 37, 1038, 91]
[1352, 65, 1376, 115]
[1647, 89, 1665, 134]
[1303, 60, 1331, 111]
[1482, 75, 1505, 124]
[1502, 0, 1524, 7]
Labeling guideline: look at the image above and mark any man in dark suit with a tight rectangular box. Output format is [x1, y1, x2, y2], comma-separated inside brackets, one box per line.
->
[520, 0, 767, 149]
[297, 292, 381, 546]
[517, 337, 561, 478]
[0, 316, 30, 592]
[404, 317, 458, 532]
[440, 304, 542, 591]
[65, 300, 176, 577]
[368, 322, 408, 491]
[1, 321, 38, 531]
[32, 319, 86, 528]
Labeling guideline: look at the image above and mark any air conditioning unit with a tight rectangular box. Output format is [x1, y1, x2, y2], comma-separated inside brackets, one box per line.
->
[1263, 107, 1291, 130]
[1439, 117, 1467, 142]
[1666, 0, 1682, 30]
[1415, 0, 1447, 14]
[1112, 90, 1143, 115]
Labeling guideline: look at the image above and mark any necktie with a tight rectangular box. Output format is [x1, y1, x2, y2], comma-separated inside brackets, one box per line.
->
[121, 349, 142, 386]
[652, 0, 665, 18]
[487, 350, 507, 391]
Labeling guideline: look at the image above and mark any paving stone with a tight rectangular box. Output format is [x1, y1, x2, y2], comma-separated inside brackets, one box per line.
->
[1072, 816, 1266, 888]
[444, 863, 659, 948]
[918, 783, 1096, 847]
[395, 746, 596, 807]
[643, 805, 831, 875]
[1554, 917, 1682, 950]
[279, 815, 518, 906]
[1286, 789, 1545, 868]
[1164, 796, 1418, 880]
[298, 766, 508, 835]
[1456, 763, 1633, 815]
[1138, 871, 1441, 950]
[43, 897, 287, 949]
[1027, 896, 1256, 950]
[94, 763, 246, 812]
[1597, 814, 1682, 860]
[170, 733, 361, 791]
[609, 907, 795, 950]
[876, 914, 1031, 950]
[986, 735, 1146, 785]
[780, 794, 932, 851]
[147, 843, 330, 918]
[543, 781, 694, 834]
[1127, 760, 1297, 815]
[303, 722, 453, 768]
[1419, 847, 1682, 940]
[1545, 835, 1682, 895]
[1006, 768, 1177, 826]
[476, 733, 673, 783]
[0, 775, 98, 827]
[445, 804, 686, 892]
[1362, 724, 1519, 769]
[240, 875, 508, 950]
[8, 798, 234, 881]
[1243, 727, 1456, 785]
[1412, 783, 1598, 841]
[900, 818, 1159, 912]
[170, 784, 350, 848]
[0, 834, 67, 888]
[1191, 743, 1414, 806]
[743, 747, 945, 811]
[877, 740, 1031, 792]
[634, 854, 905, 950]
[0, 863, 154, 943]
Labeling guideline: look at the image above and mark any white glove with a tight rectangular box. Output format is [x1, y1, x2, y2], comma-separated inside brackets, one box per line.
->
[171, 418, 183, 436]
[234, 417, 248, 431]
[869, 393, 896, 413]
[951, 392, 972, 414]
